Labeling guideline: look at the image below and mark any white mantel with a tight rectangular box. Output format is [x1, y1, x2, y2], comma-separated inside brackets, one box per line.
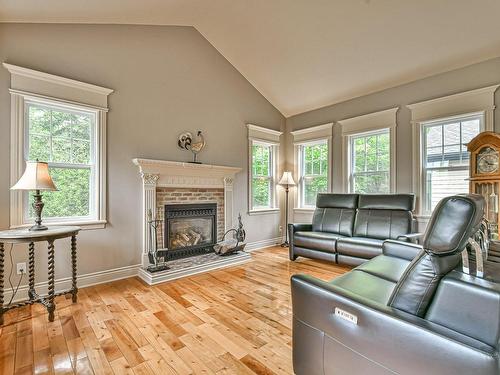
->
[132, 158, 242, 268]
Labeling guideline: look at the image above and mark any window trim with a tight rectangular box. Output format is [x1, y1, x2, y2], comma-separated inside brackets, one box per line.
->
[347, 128, 392, 194]
[339, 107, 398, 194]
[296, 138, 331, 209]
[248, 139, 279, 213]
[5, 63, 112, 230]
[418, 112, 485, 216]
[409, 84, 499, 219]
[247, 124, 282, 215]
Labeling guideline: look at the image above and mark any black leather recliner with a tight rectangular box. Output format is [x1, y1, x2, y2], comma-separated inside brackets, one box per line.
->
[291, 194, 500, 375]
[289, 193, 417, 266]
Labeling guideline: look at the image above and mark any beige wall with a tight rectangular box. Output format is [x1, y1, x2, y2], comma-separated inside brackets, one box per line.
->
[0, 23, 285, 287]
[286, 57, 500, 223]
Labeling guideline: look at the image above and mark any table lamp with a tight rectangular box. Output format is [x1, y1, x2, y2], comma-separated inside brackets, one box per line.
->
[11, 160, 58, 231]
[279, 171, 296, 247]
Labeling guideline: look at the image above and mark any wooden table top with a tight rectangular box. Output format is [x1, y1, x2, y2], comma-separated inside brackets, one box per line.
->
[0, 226, 81, 243]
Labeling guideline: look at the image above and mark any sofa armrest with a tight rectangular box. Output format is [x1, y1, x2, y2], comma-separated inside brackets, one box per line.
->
[382, 239, 423, 261]
[291, 274, 498, 375]
[288, 223, 312, 233]
[397, 232, 424, 243]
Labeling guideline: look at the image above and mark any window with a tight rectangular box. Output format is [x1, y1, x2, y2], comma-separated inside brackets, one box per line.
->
[421, 114, 482, 213]
[25, 100, 97, 222]
[250, 141, 277, 211]
[298, 140, 329, 207]
[5, 63, 112, 229]
[349, 130, 390, 194]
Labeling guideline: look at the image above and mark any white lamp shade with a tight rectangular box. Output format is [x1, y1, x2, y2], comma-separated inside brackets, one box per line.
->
[11, 161, 58, 191]
[279, 171, 296, 186]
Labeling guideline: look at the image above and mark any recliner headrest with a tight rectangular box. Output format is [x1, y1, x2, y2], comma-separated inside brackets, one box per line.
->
[423, 194, 485, 256]
[358, 194, 415, 211]
[316, 193, 358, 209]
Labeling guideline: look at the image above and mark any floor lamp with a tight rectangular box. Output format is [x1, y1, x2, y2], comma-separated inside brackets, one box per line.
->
[279, 171, 296, 247]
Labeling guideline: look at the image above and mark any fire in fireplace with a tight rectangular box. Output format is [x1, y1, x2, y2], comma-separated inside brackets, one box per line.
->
[164, 203, 217, 259]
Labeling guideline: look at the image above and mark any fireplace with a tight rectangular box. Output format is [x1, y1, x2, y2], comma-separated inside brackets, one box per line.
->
[163, 203, 217, 260]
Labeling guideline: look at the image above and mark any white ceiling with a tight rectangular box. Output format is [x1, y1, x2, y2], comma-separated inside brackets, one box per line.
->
[1, 0, 500, 117]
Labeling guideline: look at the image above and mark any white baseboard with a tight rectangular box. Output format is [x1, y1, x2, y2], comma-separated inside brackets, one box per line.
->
[3, 264, 140, 304]
[245, 236, 281, 251]
[2, 236, 281, 300]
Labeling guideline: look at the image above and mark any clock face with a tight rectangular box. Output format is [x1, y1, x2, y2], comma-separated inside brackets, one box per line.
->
[477, 147, 499, 174]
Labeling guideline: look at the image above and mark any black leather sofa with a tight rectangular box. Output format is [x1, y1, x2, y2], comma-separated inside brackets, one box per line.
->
[291, 194, 500, 375]
[289, 193, 417, 266]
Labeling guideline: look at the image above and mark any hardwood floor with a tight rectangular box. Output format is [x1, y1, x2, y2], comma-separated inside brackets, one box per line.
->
[0, 247, 350, 375]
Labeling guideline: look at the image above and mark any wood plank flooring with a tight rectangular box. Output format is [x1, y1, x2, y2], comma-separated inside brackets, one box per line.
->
[0, 247, 350, 375]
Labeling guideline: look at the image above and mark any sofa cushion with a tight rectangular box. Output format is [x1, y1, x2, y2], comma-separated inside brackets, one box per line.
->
[358, 194, 415, 211]
[355, 254, 411, 283]
[312, 194, 358, 237]
[294, 231, 344, 253]
[329, 269, 397, 305]
[353, 209, 413, 240]
[337, 237, 384, 258]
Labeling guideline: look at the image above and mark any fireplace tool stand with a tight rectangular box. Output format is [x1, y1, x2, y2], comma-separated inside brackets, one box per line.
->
[147, 210, 170, 273]
[214, 214, 247, 256]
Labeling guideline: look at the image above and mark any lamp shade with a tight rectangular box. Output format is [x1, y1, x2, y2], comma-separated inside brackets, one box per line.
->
[11, 161, 58, 191]
[279, 171, 296, 186]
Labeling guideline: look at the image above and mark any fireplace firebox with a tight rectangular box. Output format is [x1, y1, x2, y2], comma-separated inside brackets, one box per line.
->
[163, 203, 217, 260]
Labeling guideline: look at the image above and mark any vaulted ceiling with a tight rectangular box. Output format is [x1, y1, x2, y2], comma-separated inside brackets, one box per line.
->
[1, 0, 500, 116]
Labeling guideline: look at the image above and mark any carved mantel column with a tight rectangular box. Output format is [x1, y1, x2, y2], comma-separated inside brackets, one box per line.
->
[141, 173, 159, 267]
[224, 177, 234, 233]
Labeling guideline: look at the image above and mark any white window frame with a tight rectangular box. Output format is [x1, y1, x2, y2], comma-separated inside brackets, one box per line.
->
[409, 84, 499, 220]
[420, 112, 485, 215]
[4, 63, 113, 230]
[297, 139, 330, 208]
[247, 124, 281, 214]
[291, 123, 333, 211]
[339, 107, 398, 194]
[347, 128, 392, 194]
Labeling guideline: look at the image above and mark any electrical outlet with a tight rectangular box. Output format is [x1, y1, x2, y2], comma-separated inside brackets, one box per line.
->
[279, 225, 283, 233]
[16, 262, 26, 275]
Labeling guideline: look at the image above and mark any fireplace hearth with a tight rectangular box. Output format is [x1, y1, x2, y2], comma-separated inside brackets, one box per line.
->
[163, 203, 217, 260]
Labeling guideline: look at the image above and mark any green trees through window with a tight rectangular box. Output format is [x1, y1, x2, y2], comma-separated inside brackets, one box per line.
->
[26, 102, 95, 219]
[251, 143, 274, 209]
[300, 141, 328, 206]
[350, 130, 390, 194]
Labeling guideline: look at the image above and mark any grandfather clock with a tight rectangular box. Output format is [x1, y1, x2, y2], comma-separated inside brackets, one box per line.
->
[468, 131, 500, 240]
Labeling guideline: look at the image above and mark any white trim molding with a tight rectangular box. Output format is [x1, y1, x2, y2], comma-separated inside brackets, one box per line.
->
[247, 124, 282, 214]
[339, 107, 398, 193]
[409, 84, 499, 216]
[291, 123, 333, 210]
[4, 264, 140, 304]
[247, 123, 282, 143]
[407, 85, 499, 128]
[132, 158, 242, 268]
[4, 63, 113, 230]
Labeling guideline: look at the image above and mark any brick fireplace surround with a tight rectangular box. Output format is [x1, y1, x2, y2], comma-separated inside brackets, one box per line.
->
[156, 187, 225, 247]
[132, 158, 242, 269]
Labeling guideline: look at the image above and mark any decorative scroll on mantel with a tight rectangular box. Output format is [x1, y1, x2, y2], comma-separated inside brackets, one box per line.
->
[132, 158, 241, 189]
[132, 158, 242, 268]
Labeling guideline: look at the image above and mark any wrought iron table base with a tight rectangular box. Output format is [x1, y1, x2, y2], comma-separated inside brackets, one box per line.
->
[0, 234, 78, 325]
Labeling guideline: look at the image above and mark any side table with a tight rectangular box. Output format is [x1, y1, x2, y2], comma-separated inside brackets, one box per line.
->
[0, 226, 80, 324]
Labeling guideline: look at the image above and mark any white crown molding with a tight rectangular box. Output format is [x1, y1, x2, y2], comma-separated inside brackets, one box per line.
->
[407, 84, 500, 112]
[290, 122, 333, 136]
[338, 107, 398, 135]
[2, 63, 114, 96]
[247, 124, 282, 136]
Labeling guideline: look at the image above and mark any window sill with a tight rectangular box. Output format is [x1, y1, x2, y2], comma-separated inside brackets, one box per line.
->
[11, 220, 107, 231]
[248, 208, 280, 216]
[293, 207, 315, 213]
